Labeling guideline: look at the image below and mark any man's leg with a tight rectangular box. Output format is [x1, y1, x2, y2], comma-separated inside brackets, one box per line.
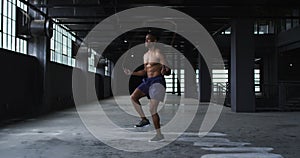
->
[148, 82, 166, 141]
[130, 88, 149, 126]
[148, 99, 165, 142]
[149, 99, 162, 134]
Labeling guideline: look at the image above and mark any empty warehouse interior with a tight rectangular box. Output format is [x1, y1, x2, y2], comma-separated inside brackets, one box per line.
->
[0, 0, 300, 157]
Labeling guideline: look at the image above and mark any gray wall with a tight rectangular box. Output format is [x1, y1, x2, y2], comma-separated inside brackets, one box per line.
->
[0, 49, 112, 120]
[0, 49, 39, 119]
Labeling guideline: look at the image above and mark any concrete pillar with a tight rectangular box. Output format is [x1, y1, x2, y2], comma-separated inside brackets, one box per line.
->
[230, 19, 255, 112]
[184, 60, 197, 98]
[198, 56, 211, 102]
[75, 47, 89, 103]
[28, 0, 51, 114]
[177, 59, 181, 95]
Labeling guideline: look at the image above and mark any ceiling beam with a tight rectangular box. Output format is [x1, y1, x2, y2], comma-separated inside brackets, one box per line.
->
[48, 6, 300, 19]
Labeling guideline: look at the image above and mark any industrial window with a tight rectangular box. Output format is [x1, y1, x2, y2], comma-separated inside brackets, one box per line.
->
[88, 48, 97, 73]
[88, 51, 112, 76]
[254, 20, 275, 34]
[286, 9, 300, 31]
[1, 0, 27, 54]
[286, 19, 292, 30]
[104, 59, 111, 76]
[104, 62, 108, 76]
[212, 69, 228, 95]
[165, 71, 175, 93]
[278, 10, 300, 32]
[292, 10, 300, 28]
[283, 18, 299, 31]
[179, 69, 185, 93]
[221, 20, 276, 35]
[254, 69, 260, 92]
[50, 22, 75, 67]
[221, 27, 231, 34]
[165, 69, 184, 94]
[196, 69, 199, 90]
[211, 69, 261, 93]
[292, 19, 299, 28]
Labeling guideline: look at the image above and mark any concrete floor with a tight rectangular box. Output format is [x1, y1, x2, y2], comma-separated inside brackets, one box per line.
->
[0, 95, 299, 158]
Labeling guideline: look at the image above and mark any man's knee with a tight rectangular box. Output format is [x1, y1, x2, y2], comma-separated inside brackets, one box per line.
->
[130, 94, 140, 103]
[130, 95, 136, 102]
[149, 107, 157, 115]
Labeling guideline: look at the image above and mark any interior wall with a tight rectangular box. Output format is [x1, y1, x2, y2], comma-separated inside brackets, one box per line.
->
[0, 49, 112, 120]
[48, 62, 74, 110]
[277, 27, 300, 81]
[48, 64, 112, 109]
[277, 26, 300, 51]
[278, 48, 300, 81]
[0, 49, 39, 120]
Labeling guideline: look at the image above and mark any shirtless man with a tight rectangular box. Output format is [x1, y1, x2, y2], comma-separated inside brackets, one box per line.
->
[124, 33, 170, 142]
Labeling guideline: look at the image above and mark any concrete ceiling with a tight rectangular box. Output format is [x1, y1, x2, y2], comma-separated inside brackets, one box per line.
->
[28, 0, 300, 65]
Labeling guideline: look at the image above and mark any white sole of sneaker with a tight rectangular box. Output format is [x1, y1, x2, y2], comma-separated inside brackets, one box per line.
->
[148, 139, 164, 142]
[134, 124, 150, 128]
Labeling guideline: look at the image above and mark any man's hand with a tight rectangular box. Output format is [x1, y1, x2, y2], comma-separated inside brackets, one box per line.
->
[161, 65, 171, 76]
[123, 68, 132, 75]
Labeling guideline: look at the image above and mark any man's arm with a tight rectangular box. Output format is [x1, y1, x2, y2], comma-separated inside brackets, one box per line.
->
[161, 65, 171, 76]
[123, 68, 146, 76]
[132, 69, 146, 76]
[157, 50, 171, 76]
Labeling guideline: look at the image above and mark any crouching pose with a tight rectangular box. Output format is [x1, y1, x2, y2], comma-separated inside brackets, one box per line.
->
[124, 33, 171, 142]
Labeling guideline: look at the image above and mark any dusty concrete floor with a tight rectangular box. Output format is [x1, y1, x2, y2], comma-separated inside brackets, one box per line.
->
[0, 95, 299, 158]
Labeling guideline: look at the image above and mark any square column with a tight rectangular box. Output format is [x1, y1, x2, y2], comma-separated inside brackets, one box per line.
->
[231, 19, 255, 112]
[28, 0, 51, 114]
[184, 60, 197, 99]
[198, 56, 212, 102]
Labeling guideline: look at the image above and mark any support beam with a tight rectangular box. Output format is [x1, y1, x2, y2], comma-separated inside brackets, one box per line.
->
[27, 0, 51, 114]
[230, 18, 255, 112]
[199, 56, 212, 102]
[184, 60, 197, 99]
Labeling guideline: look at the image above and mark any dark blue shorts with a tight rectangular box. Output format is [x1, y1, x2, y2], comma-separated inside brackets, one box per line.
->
[137, 75, 166, 102]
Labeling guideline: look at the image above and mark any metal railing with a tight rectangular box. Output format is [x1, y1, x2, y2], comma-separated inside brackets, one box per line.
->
[212, 82, 229, 105]
[278, 82, 300, 109]
[257, 82, 300, 110]
[210, 81, 300, 110]
[256, 84, 279, 110]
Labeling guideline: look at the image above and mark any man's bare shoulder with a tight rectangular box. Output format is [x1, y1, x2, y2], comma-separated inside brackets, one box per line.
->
[155, 48, 162, 53]
[153, 48, 162, 55]
[143, 51, 150, 57]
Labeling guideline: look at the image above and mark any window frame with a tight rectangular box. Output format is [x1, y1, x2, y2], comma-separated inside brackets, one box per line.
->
[1, 0, 28, 54]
